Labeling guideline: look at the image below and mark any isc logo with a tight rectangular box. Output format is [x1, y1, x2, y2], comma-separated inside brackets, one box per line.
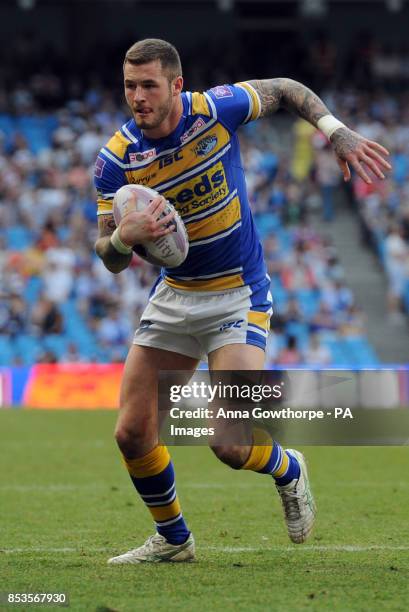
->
[159, 151, 183, 169]
[219, 320, 244, 332]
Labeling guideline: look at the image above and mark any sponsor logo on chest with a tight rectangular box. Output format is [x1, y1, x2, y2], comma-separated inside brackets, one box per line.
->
[180, 117, 206, 144]
[129, 148, 156, 163]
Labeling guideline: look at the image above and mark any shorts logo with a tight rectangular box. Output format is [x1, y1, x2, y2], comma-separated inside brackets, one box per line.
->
[129, 148, 156, 163]
[180, 117, 206, 144]
[94, 156, 106, 178]
[211, 85, 233, 99]
[193, 135, 217, 157]
[219, 319, 244, 332]
[139, 320, 153, 329]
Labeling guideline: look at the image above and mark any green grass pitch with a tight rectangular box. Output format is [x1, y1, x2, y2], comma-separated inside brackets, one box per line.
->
[0, 410, 408, 611]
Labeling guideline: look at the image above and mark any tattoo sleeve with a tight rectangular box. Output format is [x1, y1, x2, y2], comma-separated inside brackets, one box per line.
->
[248, 78, 331, 127]
[94, 213, 132, 274]
[329, 126, 361, 158]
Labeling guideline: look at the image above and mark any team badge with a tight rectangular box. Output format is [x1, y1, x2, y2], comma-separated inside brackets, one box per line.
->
[211, 85, 233, 99]
[193, 135, 217, 157]
[94, 156, 106, 178]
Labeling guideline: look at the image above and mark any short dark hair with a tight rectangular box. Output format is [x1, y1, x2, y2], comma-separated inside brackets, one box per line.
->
[124, 38, 182, 81]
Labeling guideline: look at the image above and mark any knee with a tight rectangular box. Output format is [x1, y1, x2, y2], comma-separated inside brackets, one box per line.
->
[114, 422, 152, 458]
[210, 445, 248, 469]
[114, 424, 136, 457]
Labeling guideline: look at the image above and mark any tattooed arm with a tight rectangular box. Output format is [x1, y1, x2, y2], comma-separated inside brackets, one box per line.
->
[248, 78, 391, 184]
[95, 213, 132, 274]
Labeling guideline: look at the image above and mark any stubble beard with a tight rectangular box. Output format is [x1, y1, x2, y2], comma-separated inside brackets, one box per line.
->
[133, 89, 173, 131]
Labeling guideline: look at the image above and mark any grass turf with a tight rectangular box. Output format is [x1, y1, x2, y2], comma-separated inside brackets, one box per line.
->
[0, 410, 408, 611]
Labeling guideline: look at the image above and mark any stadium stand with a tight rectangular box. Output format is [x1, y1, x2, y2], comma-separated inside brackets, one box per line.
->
[0, 31, 407, 367]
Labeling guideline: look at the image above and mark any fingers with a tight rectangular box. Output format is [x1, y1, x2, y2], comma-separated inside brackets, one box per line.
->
[345, 141, 392, 184]
[349, 156, 372, 184]
[151, 224, 175, 239]
[147, 196, 167, 217]
[337, 157, 351, 182]
[156, 209, 175, 227]
[154, 225, 175, 238]
[147, 197, 176, 224]
[359, 152, 385, 180]
[365, 140, 390, 157]
[363, 143, 392, 170]
[354, 139, 392, 183]
[150, 208, 176, 238]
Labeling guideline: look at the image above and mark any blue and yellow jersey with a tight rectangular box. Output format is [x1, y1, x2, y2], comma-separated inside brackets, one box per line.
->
[94, 82, 269, 292]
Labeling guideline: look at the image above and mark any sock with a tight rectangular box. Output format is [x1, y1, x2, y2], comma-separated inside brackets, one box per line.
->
[123, 445, 190, 545]
[274, 450, 301, 486]
[242, 429, 300, 486]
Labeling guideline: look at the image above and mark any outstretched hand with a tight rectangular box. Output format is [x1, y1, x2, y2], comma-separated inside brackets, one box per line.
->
[330, 127, 391, 184]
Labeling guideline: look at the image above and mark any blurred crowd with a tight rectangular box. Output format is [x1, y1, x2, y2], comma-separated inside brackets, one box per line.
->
[2, 30, 409, 115]
[0, 33, 408, 365]
[334, 90, 409, 325]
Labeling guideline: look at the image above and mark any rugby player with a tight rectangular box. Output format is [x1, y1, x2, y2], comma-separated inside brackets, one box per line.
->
[94, 39, 391, 564]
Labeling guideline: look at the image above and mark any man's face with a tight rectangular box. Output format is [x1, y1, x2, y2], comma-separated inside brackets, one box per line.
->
[124, 60, 174, 131]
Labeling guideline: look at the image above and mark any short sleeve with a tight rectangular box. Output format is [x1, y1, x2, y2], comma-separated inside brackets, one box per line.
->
[94, 150, 126, 216]
[204, 83, 261, 133]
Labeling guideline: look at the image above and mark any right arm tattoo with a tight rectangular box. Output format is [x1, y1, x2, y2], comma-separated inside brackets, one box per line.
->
[248, 78, 331, 127]
[94, 213, 132, 274]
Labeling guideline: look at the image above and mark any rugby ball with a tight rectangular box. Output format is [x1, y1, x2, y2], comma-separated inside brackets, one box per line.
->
[113, 184, 189, 268]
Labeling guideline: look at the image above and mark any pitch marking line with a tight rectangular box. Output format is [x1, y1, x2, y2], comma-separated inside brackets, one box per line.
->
[1, 481, 409, 492]
[2, 545, 409, 554]
[205, 545, 409, 553]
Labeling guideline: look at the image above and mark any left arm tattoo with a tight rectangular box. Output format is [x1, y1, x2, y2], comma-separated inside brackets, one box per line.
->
[248, 78, 331, 127]
[247, 78, 391, 184]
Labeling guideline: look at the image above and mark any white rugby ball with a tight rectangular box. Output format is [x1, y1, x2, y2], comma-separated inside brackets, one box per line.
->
[113, 184, 189, 268]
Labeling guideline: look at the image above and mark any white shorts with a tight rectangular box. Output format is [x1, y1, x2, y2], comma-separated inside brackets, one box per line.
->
[133, 279, 273, 360]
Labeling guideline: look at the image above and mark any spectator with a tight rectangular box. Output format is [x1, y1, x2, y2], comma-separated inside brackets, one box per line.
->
[312, 133, 341, 221]
[62, 342, 84, 363]
[31, 296, 63, 336]
[384, 225, 408, 324]
[303, 334, 331, 366]
[4, 294, 27, 338]
[95, 306, 132, 348]
[311, 302, 338, 333]
[42, 245, 76, 303]
[339, 305, 366, 337]
[277, 335, 303, 366]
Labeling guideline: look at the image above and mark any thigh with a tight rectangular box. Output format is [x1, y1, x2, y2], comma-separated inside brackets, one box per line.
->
[197, 282, 272, 357]
[118, 344, 199, 455]
[133, 280, 202, 360]
[208, 343, 265, 370]
[207, 343, 265, 454]
[203, 287, 270, 454]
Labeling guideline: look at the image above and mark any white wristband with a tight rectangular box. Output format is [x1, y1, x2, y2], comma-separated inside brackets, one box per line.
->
[317, 115, 346, 139]
[110, 227, 133, 255]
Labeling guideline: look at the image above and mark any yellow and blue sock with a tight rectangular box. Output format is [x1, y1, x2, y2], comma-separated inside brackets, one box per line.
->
[123, 445, 190, 545]
[242, 429, 300, 485]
